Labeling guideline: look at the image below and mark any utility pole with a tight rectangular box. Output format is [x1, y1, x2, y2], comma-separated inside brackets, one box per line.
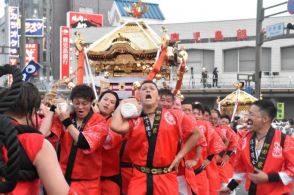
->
[255, 0, 289, 99]
[255, 0, 264, 100]
[45, 0, 52, 80]
[19, 0, 26, 68]
[38, 0, 44, 75]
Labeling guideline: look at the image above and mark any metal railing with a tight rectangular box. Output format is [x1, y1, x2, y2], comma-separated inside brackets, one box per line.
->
[182, 74, 294, 90]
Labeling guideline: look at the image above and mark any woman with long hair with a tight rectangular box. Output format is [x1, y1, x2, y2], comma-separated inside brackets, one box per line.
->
[0, 65, 73, 195]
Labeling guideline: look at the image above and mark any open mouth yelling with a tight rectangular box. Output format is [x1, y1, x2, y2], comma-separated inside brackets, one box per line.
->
[145, 94, 152, 101]
[247, 119, 253, 126]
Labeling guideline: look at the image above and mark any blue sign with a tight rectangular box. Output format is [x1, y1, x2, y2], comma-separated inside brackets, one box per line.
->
[266, 23, 284, 38]
[288, 0, 294, 14]
[22, 60, 41, 81]
[24, 19, 44, 37]
[9, 6, 19, 56]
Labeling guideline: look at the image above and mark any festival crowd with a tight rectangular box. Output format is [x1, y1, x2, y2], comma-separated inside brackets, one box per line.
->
[0, 65, 294, 195]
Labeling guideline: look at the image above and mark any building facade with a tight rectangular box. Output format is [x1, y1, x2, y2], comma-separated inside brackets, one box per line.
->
[69, 16, 294, 118]
[0, 1, 293, 118]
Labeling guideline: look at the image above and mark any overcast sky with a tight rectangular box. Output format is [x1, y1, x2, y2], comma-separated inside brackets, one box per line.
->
[0, 0, 291, 21]
[0, 0, 4, 17]
[153, 0, 290, 23]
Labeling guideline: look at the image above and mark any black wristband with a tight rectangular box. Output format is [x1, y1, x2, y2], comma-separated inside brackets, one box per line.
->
[46, 132, 55, 138]
[226, 150, 234, 156]
[194, 165, 204, 175]
[268, 173, 281, 182]
[50, 105, 57, 112]
[62, 118, 72, 128]
[227, 179, 239, 191]
[207, 154, 214, 161]
[219, 150, 226, 157]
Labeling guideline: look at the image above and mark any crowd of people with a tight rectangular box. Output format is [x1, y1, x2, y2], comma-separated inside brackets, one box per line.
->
[0, 65, 294, 195]
[272, 119, 294, 136]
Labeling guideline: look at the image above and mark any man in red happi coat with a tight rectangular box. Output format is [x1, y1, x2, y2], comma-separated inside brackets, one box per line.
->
[111, 80, 201, 195]
[211, 110, 238, 185]
[220, 100, 294, 195]
[192, 103, 226, 195]
[41, 85, 108, 195]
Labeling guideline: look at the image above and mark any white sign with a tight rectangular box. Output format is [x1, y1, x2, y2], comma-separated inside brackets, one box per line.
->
[9, 6, 19, 56]
[266, 23, 284, 38]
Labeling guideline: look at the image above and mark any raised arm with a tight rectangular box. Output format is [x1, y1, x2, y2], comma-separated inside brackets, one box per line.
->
[39, 105, 55, 137]
[56, 106, 80, 143]
[110, 103, 130, 134]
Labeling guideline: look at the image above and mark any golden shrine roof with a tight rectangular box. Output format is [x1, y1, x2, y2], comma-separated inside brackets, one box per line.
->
[219, 89, 258, 106]
[86, 21, 161, 57]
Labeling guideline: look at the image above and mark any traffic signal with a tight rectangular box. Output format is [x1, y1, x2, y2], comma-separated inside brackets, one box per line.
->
[286, 23, 294, 34]
[276, 102, 284, 120]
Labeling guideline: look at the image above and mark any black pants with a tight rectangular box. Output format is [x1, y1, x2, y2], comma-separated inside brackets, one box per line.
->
[213, 79, 218, 87]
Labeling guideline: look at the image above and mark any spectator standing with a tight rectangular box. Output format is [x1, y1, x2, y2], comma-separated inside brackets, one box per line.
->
[212, 67, 219, 87]
[201, 68, 208, 88]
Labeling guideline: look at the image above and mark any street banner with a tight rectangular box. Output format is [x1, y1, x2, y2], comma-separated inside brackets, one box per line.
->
[22, 60, 41, 81]
[9, 6, 19, 56]
[276, 102, 285, 120]
[25, 43, 38, 64]
[60, 26, 70, 79]
[67, 11, 103, 28]
[24, 19, 44, 37]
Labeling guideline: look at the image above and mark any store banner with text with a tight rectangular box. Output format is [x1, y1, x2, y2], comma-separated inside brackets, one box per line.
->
[60, 26, 70, 79]
[9, 6, 19, 56]
[24, 19, 44, 37]
[25, 43, 38, 64]
[67, 11, 103, 28]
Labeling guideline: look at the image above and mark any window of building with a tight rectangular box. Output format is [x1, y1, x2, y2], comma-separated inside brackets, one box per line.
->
[187, 49, 214, 73]
[224, 49, 238, 72]
[79, 7, 94, 13]
[73, 0, 98, 13]
[281, 46, 294, 71]
[261, 48, 271, 72]
[239, 47, 255, 72]
[224, 47, 271, 72]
